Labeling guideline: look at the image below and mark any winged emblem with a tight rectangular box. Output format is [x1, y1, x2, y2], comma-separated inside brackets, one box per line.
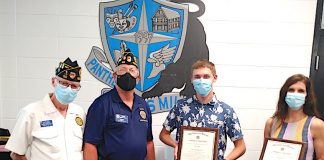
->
[147, 44, 176, 78]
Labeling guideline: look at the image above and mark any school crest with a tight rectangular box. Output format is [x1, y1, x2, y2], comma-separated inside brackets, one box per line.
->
[86, 0, 188, 91]
[86, 0, 189, 113]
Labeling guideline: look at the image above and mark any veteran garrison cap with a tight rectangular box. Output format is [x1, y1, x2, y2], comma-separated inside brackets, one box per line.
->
[55, 57, 81, 82]
[117, 49, 138, 68]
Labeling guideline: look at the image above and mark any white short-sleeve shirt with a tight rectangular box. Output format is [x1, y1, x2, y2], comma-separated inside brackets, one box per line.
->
[5, 93, 86, 160]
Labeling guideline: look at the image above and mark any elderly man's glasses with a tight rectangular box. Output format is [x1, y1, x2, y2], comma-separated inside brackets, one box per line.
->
[56, 79, 81, 91]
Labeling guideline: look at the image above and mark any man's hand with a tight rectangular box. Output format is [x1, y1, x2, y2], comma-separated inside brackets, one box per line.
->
[174, 144, 178, 160]
[10, 152, 27, 160]
[83, 143, 98, 160]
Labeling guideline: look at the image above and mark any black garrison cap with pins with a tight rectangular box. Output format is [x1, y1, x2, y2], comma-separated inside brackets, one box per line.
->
[117, 49, 138, 68]
[55, 57, 81, 82]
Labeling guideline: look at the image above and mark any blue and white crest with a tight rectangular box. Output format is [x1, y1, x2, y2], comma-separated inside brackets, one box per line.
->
[100, 0, 188, 93]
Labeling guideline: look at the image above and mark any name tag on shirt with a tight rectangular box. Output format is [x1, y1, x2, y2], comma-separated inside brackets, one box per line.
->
[40, 120, 53, 127]
[115, 114, 128, 123]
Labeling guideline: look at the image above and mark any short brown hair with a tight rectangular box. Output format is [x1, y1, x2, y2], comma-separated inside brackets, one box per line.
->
[191, 59, 216, 76]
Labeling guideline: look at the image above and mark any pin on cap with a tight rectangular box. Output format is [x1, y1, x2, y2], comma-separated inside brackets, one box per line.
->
[55, 57, 81, 82]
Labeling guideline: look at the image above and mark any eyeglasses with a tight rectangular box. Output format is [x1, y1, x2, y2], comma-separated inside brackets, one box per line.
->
[116, 67, 139, 77]
[56, 79, 81, 91]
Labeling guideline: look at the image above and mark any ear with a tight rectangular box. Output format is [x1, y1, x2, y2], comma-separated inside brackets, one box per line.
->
[113, 72, 117, 81]
[190, 77, 194, 84]
[190, 73, 195, 82]
[213, 74, 218, 83]
[135, 75, 141, 84]
[51, 77, 56, 87]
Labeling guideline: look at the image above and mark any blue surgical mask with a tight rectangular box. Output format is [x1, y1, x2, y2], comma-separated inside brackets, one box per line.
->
[192, 79, 213, 97]
[285, 92, 306, 110]
[55, 84, 78, 105]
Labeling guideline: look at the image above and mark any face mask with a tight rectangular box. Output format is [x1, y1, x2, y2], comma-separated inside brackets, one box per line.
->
[117, 72, 136, 91]
[285, 92, 306, 110]
[55, 84, 78, 105]
[192, 79, 213, 97]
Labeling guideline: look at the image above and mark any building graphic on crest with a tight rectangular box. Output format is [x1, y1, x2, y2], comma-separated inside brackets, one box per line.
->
[152, 7, 180, 32]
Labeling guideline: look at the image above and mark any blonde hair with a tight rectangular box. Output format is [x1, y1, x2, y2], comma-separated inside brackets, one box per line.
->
[191, 59, 216, 76]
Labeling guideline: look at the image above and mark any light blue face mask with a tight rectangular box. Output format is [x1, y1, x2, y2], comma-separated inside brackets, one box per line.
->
[285, 92, 306, 110]
[192, 79, 213, 97]
[55, 84, 78, 105]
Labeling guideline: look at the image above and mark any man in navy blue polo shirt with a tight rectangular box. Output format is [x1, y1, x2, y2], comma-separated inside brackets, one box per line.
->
[83, 50, 155, 160]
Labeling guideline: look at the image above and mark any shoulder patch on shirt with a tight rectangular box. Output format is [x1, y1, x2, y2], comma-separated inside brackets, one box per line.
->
[139, 108, 147, 122]
[115, 114, 128, 123]
[40, 120, 53, 127]
[75, 116, 83, 126]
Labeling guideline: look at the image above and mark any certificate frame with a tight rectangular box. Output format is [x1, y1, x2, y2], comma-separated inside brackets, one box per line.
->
[259, 137, 306, 160]
[177, 126, 219, 160]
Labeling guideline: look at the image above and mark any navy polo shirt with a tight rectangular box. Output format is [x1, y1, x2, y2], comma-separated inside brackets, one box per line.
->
[83, 88, 153, 160]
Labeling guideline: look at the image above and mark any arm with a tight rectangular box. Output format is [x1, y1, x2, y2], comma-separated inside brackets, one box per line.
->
[224, 138, 246, 160]
[223, 106, 246, 160]
[144, 101, 155, 160]
[263, 118, 273, 138]
[5, 107, 32, 157]
[259, 118, 273, 160]
[159, 127, 178, 159]
[83, 143, 98, 160]
[146, 140, 155, 160]
[83, 99, 105, 160]
[263, 118, 273, 143]
[10, 152, 27, 160]
[311, 118, 324, 160]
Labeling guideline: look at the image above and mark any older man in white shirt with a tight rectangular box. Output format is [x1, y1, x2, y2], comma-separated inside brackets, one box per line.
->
[5, 57, 85, 160]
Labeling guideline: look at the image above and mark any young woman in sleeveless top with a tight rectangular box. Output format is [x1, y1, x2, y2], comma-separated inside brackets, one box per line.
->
[262, 74, 324, 160]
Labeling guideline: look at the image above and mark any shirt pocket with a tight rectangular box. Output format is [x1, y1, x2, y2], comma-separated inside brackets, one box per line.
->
[71, 127, 83, 151]
[104, 121, 127, 133]
[32, 128, 60, 152]
[138, 122, 149, 138]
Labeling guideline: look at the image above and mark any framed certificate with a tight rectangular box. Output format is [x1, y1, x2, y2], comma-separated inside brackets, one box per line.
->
[177, 126, 219, 160]
[259, 138, 305, 160]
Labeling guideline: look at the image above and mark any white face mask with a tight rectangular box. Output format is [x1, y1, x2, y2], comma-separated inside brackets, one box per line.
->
[192, 79, 212, 97]
[55, 84, 78, 105]
[285, 92, 306, 110]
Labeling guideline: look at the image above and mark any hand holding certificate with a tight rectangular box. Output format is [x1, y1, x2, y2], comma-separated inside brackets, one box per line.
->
[177, 126, 219, 160]
[259, 138, 305, 160]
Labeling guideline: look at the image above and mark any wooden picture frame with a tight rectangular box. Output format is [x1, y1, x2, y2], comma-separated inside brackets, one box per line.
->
[259, 138, 305, 160]
[177, 126, 219, 160]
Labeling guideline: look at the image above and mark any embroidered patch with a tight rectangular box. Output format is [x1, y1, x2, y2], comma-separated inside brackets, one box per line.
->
[140, 110, 146, 119]
[75, 116, 83, 126]
[139, 108, 148, 122]
[115, 114, 128, 123]
[40, 120, 53, 127]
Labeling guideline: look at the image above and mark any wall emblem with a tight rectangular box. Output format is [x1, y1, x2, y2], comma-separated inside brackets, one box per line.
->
[86, 0, 209, 113]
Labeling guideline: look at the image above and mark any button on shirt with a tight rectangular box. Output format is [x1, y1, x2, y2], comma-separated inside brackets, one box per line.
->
[5, 94, 86, 160]
[83, 88, 153, 160]
[163, 95, 243, 160]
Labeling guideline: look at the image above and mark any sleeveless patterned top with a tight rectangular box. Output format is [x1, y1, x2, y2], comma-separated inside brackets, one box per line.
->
[270, 116, 314, 160]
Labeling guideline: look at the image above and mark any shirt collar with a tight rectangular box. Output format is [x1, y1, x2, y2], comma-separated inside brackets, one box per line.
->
[43, 93, 79, 114]
[192, 93, 218, 106]
[43, 93, 59, 114]
[111, 87, 141, 109]
[111, 87, 123, 103]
